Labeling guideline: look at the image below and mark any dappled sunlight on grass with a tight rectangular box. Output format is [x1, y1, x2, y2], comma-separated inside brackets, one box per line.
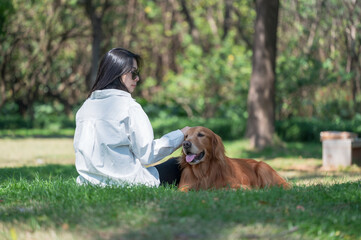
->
[224, 223, 300, 240]
[285, 170, 361, 187]
[0, 138, 75, 168]
[0, 222, 82, 240]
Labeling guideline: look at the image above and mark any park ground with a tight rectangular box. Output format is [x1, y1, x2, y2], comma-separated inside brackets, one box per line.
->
[0, 137, 361, 240]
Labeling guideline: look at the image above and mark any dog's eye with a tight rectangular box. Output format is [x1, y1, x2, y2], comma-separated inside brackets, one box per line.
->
[197, 133, 205, 137]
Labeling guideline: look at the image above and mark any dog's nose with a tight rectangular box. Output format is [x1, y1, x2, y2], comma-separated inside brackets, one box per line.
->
[183, 141, 192, 149]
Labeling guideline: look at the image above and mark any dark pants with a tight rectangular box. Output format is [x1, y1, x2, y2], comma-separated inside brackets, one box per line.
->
[155, 157, 182, 186]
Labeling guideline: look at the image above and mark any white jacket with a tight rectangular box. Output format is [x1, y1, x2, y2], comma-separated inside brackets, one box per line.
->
[74, 89, 184, 187]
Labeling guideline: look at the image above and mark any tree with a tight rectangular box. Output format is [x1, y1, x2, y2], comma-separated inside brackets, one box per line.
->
[0, 0, 88, 118]
[161, 0, 254, 118]
[246, 0, 279, 149]
[276, 0, 361, 121]
[342, 0, 361, 111]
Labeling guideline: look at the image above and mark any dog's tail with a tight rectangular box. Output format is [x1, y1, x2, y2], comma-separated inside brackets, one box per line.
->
[255, 161, 291, 189]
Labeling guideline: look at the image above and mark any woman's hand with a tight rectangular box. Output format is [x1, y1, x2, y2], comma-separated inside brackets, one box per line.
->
[181, 126, 191, 136]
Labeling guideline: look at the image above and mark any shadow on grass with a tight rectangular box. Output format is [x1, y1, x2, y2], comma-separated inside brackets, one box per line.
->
[109, 181, 361, 240]
[0, 164, 77, 181]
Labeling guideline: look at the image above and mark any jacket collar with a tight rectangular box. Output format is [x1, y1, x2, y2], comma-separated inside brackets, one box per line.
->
[90, 89, 132, 99]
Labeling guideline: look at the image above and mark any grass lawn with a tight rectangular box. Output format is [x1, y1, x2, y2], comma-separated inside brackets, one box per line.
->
[0, 137, 361, 240]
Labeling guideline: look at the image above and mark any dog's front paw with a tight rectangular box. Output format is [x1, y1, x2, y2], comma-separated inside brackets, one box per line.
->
[178, 185, 190, 192]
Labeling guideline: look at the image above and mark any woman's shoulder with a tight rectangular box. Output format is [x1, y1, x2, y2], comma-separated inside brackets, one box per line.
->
[90, 89, 131, 99]
[107, 91, 145, 114]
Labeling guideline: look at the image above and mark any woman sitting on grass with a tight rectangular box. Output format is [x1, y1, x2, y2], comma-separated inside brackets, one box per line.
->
[74, 48, 189, 187]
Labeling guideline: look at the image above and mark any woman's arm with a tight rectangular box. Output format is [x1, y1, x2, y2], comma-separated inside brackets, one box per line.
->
[128, 105, 185, 165]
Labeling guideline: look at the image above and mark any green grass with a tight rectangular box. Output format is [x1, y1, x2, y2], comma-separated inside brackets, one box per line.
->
[0, 167, 360, 240]
[1, 138, 361, 239]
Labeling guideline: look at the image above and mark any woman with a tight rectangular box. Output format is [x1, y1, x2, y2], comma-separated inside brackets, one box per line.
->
[74, 48, 189, 187]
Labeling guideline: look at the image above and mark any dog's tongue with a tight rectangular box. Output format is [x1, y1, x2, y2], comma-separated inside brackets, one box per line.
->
[186, 154, 196, 163]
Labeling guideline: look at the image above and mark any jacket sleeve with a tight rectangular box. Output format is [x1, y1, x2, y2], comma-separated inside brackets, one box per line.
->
[128, 104, 184, 165]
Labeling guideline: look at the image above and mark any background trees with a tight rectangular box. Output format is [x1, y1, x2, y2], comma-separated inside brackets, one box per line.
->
[0, 0, 360, 146]
[277, 0, 361, 121]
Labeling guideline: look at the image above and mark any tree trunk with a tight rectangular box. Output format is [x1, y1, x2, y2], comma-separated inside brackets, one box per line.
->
[87, 19, 102, 90]
[83, 0, 109, 90]
[222, 0, 233, 40]
[246, 0, 279, 149]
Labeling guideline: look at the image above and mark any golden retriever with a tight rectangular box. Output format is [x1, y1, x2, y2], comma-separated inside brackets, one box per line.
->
[178, 126, 290, 191]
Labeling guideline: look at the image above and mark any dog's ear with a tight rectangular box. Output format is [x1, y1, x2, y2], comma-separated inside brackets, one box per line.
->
[212, 133, 226, 163]
[179, 150, 186, 162]
[178, 151, 188, 169]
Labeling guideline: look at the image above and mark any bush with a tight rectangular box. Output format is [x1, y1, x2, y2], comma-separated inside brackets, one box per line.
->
[3, 106, 361, 143]
[0, 102, 76, 130]
[151, 117, 247, 140]
[276, 117, 361, 142]
[0, 115, 32, 129]
[154, 116, 361, 143]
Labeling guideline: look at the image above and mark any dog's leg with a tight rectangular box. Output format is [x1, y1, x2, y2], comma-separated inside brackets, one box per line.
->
[255, 161, 291, 189]
[178, 168, 195, 192]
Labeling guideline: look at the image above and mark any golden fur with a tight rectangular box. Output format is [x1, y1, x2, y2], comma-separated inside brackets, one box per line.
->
[178, 126, 290, 191]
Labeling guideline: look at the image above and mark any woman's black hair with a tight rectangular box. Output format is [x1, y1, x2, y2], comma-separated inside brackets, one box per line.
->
[88, 48, 142, 97]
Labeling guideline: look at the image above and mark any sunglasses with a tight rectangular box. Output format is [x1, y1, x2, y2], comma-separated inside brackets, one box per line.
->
[131, 69, 140, 80]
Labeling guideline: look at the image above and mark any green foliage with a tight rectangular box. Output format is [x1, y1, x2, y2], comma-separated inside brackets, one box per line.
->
[0, 115, 32, 129]
[151, 31, 252, 119]
[276, 0, 361, 121]
[0, 102, 32, 129]
[276, 52, 358, 120]
[0, 0, 88, 122]
[32, 103, 75, 130]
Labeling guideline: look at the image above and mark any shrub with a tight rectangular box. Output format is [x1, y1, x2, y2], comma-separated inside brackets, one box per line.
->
[0, 115, 32, 129]
[151, 117, 247, 140]
[276, 117, 361, 142]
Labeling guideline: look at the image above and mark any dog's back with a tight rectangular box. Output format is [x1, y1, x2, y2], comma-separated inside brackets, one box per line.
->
[230, 158, 290, 189]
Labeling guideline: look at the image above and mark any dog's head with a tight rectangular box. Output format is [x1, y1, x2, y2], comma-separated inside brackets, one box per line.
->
[181, 126, 225, 166]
